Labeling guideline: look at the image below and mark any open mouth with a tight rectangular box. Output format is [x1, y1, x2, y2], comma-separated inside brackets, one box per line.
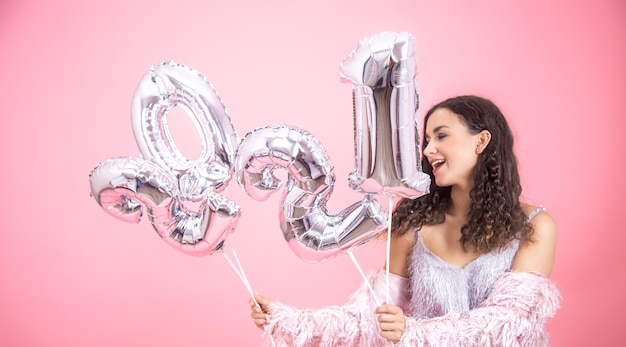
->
[431, 159, 445, 172]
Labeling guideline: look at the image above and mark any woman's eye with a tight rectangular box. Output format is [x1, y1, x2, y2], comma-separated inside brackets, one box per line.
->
[437, 133, 447, 140]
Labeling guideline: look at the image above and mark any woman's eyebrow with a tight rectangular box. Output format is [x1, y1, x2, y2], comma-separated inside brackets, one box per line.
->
[433, 125, 449, 133]
[425, 125, 450, 139]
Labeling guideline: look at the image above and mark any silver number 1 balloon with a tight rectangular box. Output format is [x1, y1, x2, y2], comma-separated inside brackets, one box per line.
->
[340, 32, 431, 198]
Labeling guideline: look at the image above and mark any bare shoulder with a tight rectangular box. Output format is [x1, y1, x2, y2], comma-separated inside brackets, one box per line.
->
[388, 228, 415, 278]
[512, 203, 558, 277]
[521, 203, 558, 242]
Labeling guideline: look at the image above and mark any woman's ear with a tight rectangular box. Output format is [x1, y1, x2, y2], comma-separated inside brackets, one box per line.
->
[475, 130, 492, 154]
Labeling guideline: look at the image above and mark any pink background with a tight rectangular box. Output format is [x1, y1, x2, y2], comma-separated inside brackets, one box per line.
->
[1, 0, 624, 346]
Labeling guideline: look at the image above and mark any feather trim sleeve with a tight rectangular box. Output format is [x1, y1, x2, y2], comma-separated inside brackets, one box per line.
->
[263, 268, 409, 347]
[398, 271, 561, 347]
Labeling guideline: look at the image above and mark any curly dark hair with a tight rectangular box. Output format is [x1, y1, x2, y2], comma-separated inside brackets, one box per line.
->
[391, 95, 531, 252]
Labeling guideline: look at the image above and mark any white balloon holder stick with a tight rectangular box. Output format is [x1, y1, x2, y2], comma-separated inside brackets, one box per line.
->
[348, 196, 394, 307]
[221, 239, 277, 347]
[347, 196, 395, 347]
[347, 249, 381, 306]
[386, 197, 392, 304]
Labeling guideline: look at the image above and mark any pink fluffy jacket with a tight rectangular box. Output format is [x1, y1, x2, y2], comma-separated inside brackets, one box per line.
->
[263, 269, 560, 347]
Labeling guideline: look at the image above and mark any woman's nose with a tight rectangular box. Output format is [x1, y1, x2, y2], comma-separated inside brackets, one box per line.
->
[423, 141, 435, 157]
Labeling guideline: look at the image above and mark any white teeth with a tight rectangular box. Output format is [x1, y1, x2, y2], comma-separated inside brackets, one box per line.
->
[432, 159, 445, 168]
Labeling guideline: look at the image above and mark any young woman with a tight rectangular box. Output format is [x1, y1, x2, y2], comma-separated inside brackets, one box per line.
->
[249, 95, 560, 346]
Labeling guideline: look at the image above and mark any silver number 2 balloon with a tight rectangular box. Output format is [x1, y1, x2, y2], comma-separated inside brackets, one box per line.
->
[234, 125, 388, 263]
[89, 61, 241, 256]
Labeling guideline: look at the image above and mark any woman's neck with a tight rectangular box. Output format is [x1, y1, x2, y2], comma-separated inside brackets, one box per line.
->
[449, 185, 472, 218]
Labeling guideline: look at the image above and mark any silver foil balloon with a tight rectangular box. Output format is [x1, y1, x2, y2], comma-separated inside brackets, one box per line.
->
[132, 60, 240, 199]
[89, 61, 241, 256]
[235, 125, 388, 263]
[89, 157, 240, 255]
[340, 32, 430, 198]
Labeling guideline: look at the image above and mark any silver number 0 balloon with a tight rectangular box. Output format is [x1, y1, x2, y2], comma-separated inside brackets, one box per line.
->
[89, 61, 241, 256]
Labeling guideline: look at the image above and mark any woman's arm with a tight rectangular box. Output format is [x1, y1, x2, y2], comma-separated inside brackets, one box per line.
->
[250, 230, 414, 346]
[375, 229, 414, 343]
[262, 268, 407, 347]
[397, 271, 560, 347]
[387, 228, 415, 278]
[511, 207, 558, 277]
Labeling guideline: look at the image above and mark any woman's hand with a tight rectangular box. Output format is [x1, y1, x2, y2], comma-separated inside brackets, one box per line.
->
[376, 303, 406, 343]
[249, 293, 272, 331]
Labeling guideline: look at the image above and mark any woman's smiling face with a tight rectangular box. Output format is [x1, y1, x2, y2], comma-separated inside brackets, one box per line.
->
[423, 107, 483, 190]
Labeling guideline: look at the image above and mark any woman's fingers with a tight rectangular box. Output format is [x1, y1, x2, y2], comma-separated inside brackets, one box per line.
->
[249, 293, 272, 330]
[376, 303, 402, 315]
[376, 303, 406, 343]
[250, 308, 269, 329]
[378, 320, 405, 343]
[254, 293, 272, 310]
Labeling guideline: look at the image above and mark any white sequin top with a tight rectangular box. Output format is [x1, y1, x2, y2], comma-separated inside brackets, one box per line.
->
[407, 206, 544, 318]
